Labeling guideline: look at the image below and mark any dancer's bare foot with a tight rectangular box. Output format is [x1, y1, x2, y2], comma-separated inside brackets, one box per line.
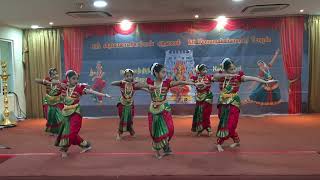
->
[230, 143, 240, 148]
[155, 151, 162, 159]
[47, 132, 55, 136]
[217, 144, 224, 152]
[207, 131, 212, 137]
[116, 133, 122, 141]
[163, 145, 173, 156]
[61, 151, 68, 158]
[80, 146, 92, 153]
[130, 130, 136, 138]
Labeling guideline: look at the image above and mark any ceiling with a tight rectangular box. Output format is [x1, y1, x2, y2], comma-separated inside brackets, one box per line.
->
[0, 0, 318, 29]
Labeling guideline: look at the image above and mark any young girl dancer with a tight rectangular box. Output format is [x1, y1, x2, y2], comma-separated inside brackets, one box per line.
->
[35, 68, 63, 136]
[55, 70, 111, 158]
[146, 63, 203, 159]
[216, 58, 277, 152]
[111, 69, 150, 140]
[190, 64, 214, 136]
[247, 49, 281, 105]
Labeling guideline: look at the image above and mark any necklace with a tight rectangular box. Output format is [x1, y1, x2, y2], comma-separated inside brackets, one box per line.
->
[154, 81, 163, 98]
[223, 77, 231, 89]
[124, 82, 133, 98]
[67, 86, 75, 97]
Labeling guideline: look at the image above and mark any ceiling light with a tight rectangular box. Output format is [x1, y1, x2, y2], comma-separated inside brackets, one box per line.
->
[194, 14, 199, 19]
[31, 25, 40, 29]
[232, 0, 243, 2]
[49, 22, 54, 25]
[93, 0, 108, 8]
[300, 9, 304, 13]
[216, 16, 228, 30]
[120, 19, 133, 31]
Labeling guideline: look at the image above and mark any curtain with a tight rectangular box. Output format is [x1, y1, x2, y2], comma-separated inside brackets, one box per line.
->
[63, 28, 84, 74]
[308, 16, 320, 113]
[23, 29, 61, 118]
[279, 16, 304, 114]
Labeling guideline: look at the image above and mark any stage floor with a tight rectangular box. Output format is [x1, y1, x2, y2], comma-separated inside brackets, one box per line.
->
[0, 114, 320, 179]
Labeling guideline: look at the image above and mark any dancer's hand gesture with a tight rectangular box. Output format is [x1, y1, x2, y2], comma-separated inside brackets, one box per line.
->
[105, 93, 112, 98]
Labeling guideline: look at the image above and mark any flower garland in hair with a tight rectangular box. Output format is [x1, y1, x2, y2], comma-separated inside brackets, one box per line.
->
[124, 68, 134, 75]
[65, 70, 78, 80]
[150, 63, 159, 76]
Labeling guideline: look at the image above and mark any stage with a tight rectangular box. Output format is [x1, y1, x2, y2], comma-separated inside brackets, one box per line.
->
[0, 114, 320, 179]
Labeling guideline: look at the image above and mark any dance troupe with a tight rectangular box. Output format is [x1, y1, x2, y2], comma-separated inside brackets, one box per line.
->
[35, 58, 277, 159]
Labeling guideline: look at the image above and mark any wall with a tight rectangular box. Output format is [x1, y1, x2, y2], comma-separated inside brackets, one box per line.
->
[0, 25, 26, 118]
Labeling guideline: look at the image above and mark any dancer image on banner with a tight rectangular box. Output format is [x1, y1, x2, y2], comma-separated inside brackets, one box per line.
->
[35, 68, 63, 136]
[146, 63, 204, 159]
[111, 69, 152, 141]
[216, 58, 277, 152]
[89, 61, 106, 104]
[246, 48, 281, 105]
[55, 70, 112, 158]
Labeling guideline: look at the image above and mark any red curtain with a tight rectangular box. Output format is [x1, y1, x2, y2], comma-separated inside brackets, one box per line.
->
[225, 18, 280, 31]
[279, 16, 304, 114]
[63, 28, 84, 74]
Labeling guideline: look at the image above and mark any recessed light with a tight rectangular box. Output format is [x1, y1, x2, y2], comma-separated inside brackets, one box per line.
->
[300, 9, 304, 13]
[232, 0, 243, 2]
[120, 19, 133, 31]
[93, 0, 108, 8]
[31, 25, 40, 29]
[49, 22, 54, 25]
[194, 14, 199, 19]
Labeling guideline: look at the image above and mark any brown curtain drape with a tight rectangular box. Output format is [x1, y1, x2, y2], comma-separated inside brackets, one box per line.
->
[308, 16, 320, 113]
[23, 29, 61, 118]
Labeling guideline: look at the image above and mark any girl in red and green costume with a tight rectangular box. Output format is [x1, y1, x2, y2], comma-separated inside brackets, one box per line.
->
[216, 58, 277, 152]
[190, 64, 214, 136]
[111, 69, 150, 141]
[147, 63, 203, 159]
[35, 68, 63, 136]
[55, 70, 112, 158]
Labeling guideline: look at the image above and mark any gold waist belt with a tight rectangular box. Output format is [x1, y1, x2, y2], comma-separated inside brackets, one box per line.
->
[63, 104, 79, 110]
[46, 95, 60, 101]
[151, 100, 166, 107]
[221, 93, 237, 98]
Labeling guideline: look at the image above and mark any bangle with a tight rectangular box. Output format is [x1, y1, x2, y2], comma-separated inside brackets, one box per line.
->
[42, 79, 45, 84]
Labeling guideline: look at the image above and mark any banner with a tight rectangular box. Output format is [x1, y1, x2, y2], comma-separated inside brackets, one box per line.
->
[76, 27, 308, 115]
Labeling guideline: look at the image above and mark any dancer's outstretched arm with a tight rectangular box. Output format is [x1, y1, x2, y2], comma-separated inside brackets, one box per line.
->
[85, 88, 112, 98]
[242, 75, 277, 84]
[170, 80, 206, 88]
[269, 48, 280, 67]
[35, 78, 60, 85]
[212, 73, 237, 81]
[111, 80, 123, 86]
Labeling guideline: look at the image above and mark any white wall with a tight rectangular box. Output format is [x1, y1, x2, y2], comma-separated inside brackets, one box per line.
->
[0, 25, 26, 118]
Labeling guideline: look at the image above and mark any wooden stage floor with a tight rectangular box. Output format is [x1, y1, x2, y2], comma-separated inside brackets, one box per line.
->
[0, 114, 320, 179]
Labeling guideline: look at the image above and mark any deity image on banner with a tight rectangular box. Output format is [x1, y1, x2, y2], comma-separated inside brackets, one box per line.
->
[164, 50, 195, 104]
[89, 61, 106, 104]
